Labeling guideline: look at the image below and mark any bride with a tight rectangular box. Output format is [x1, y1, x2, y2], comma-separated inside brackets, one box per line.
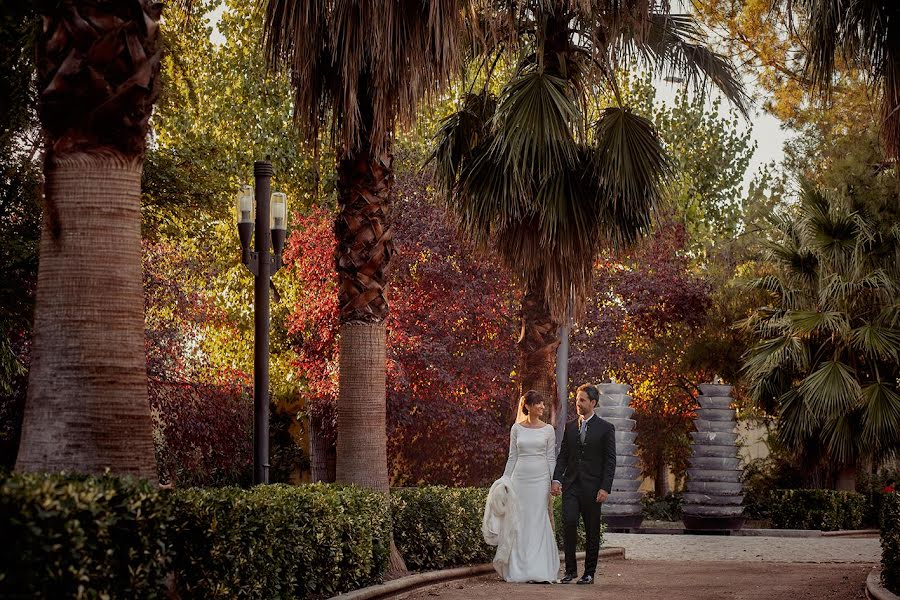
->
[485, 390, 560, 583]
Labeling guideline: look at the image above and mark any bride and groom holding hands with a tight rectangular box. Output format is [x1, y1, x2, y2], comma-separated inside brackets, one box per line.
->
[483, 384, 616, 585]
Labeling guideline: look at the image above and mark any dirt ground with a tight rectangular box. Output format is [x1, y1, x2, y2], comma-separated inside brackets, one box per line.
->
[395, 559, 871, 600]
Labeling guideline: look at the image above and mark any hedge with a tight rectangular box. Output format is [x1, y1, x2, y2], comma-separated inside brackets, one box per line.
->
[0, 472, 173, 598]
[1, 474, 389, 599]
[882, 493, 899, 594]
[769, 489, 867, 531]
[3, 475, 604, 597]
[392, 486, 602, 572]
[170, 484, 390, 598]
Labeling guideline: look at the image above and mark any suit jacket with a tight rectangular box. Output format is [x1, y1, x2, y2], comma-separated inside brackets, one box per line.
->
[553, 415, 616, 495]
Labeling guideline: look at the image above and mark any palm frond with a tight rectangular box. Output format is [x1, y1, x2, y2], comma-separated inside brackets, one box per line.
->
[429, 91, 496, 196]
[784, 310, 849, 337]
[627, 13, 750, 115]
[820, 412, 861, 465]
[264, 0, 464, 155]
[489, 69, 581, 182]
[850, 322, 900, 361]
[777, 388, 819, 452]
[798, 360, 861, 419]
[859, 382, 900, 452]
[590, 106, 669, 250]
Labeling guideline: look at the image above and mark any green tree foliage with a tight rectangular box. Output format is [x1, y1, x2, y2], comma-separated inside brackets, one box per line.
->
[742, 182, 900, 475]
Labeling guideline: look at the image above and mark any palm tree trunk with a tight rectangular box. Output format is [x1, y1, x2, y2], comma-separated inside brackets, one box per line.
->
[16, 157, 156, 479]
[309, 415, 335, 482]
[516, 275, 560, 417]
[333, 145, 407, 575]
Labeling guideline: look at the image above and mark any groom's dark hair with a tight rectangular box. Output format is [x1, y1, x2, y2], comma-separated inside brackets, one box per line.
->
[576, 384, 600, 406]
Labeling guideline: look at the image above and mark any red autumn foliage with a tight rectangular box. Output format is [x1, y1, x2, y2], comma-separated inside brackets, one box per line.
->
[283, 168, 519, 486]
[569, 221, 713, 492]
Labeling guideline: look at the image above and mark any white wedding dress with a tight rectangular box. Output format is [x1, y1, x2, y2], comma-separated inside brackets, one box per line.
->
[496, 423, 560, 582]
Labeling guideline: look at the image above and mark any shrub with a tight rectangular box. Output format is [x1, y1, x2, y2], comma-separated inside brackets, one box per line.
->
[0, 472, 173, 598]
[391, 487, 494, 570]
[169, 484, 390, 599]
[769, 489, 866, 531]
[882, 493, 899, 593]
[641, 492, 683, 521]
[1, 473, 390, 599]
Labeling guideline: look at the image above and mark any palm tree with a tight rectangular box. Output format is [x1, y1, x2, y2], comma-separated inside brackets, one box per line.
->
[15, 1, 162, 479]
[789, 0, 900, 162]
[430, 2, 748, 420]
[263, 0, 465, 573]
[742, 181, 900, 488]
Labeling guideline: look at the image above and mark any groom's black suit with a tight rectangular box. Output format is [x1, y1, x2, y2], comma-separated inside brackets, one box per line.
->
[553, 413, 616, 578]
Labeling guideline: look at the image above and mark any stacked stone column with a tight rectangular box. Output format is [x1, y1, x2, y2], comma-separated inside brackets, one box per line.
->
[682, 384, 745, 531]
[595, 383, 643, 530]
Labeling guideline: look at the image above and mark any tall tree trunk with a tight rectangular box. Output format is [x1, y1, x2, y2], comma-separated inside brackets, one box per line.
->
[309, 415, 335, 483]
[333, 145, 406, 576]
[16, 157, 156, 479]
[16, 0, 162, 479]
[516, 275, 560, 418]
[654, 458, 669, 498]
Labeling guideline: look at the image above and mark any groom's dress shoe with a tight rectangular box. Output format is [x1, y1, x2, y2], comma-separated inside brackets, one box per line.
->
[576, 575, 594, 585]
[559, 574, 578, 584]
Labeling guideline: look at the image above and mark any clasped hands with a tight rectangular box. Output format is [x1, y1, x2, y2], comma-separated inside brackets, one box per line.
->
[550, 481, 609, 504]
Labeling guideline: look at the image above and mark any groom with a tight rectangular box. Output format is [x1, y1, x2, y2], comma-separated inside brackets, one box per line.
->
[551, 383, 616, 585]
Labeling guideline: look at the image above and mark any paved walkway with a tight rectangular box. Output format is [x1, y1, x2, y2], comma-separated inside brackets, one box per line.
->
[393, 534, 881, 600]
[604, 532, 881, 563]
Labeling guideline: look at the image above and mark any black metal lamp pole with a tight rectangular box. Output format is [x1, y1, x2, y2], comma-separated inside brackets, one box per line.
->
[236, 159, 287, 485]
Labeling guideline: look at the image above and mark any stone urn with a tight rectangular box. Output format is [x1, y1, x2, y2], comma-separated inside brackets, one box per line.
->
[595, 383, 643, 530]
[681, 384, 745, 531]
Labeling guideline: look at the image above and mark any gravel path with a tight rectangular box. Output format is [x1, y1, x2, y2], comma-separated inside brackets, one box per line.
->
[604, 532, 881, 563]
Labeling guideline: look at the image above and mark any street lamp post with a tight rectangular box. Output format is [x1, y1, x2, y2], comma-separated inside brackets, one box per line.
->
[235, 160, 288, 485]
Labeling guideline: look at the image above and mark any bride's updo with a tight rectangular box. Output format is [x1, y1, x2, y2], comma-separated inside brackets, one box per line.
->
[520, 390, 543, 416]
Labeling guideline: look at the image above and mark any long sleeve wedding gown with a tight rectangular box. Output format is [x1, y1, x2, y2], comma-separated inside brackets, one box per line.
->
[497, 422, 560, 582]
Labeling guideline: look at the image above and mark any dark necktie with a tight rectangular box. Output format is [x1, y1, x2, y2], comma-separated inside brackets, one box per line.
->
[579, 418, 587, 444]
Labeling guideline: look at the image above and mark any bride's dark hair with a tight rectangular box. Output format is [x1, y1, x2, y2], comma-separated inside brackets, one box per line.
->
[520, 390, 543, 416]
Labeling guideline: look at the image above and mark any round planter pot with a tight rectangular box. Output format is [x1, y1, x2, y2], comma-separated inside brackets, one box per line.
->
[686, 468, 742, 483]
[691, 431, 738, 445]
[686, 481, 743, 495]
[696, 396, 734, 410]
[691, 445, 740, 458]
[683, 493, 744, 506]
[694, 419, 736, 433]
[698, 384, 734, 397]
[696, 408, 737, 422]
[689, 456, 741, 470]
[599, 406, 635, 420]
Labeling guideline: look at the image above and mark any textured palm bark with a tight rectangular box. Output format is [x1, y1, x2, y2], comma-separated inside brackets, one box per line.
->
[17, 0, 161, 478]
[333, 145, 406, 574]
[334, 148, 393, 324]
[16, 158, 156, 479]
[516, 275, 560, 418]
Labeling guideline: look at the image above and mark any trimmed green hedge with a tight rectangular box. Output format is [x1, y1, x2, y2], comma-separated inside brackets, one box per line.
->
[171, 484, 390, 598]
[0, 472, 173, 598]
[3, 475, 605, 597]
[392, 487, 494, 570]
[1, 474, 389, 599]
[769, 489, 867, 531]
[882, 493, 899, 593]
[392, 486, 601, 572]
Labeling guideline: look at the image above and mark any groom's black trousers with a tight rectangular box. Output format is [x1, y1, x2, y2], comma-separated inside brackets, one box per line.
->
[562, 476, 603, 577]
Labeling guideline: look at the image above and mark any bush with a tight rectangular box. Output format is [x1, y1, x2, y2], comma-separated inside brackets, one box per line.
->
[641, 492, 683, 521]
[1, 473, 390, 599]
[392, 486, 603, 572]
[769, 489, 867, 531]
[391, 487, 494, 570]
[171, 484, 390, 598]
[0, 472, 174, 598]
[882, 493, 900, 593]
